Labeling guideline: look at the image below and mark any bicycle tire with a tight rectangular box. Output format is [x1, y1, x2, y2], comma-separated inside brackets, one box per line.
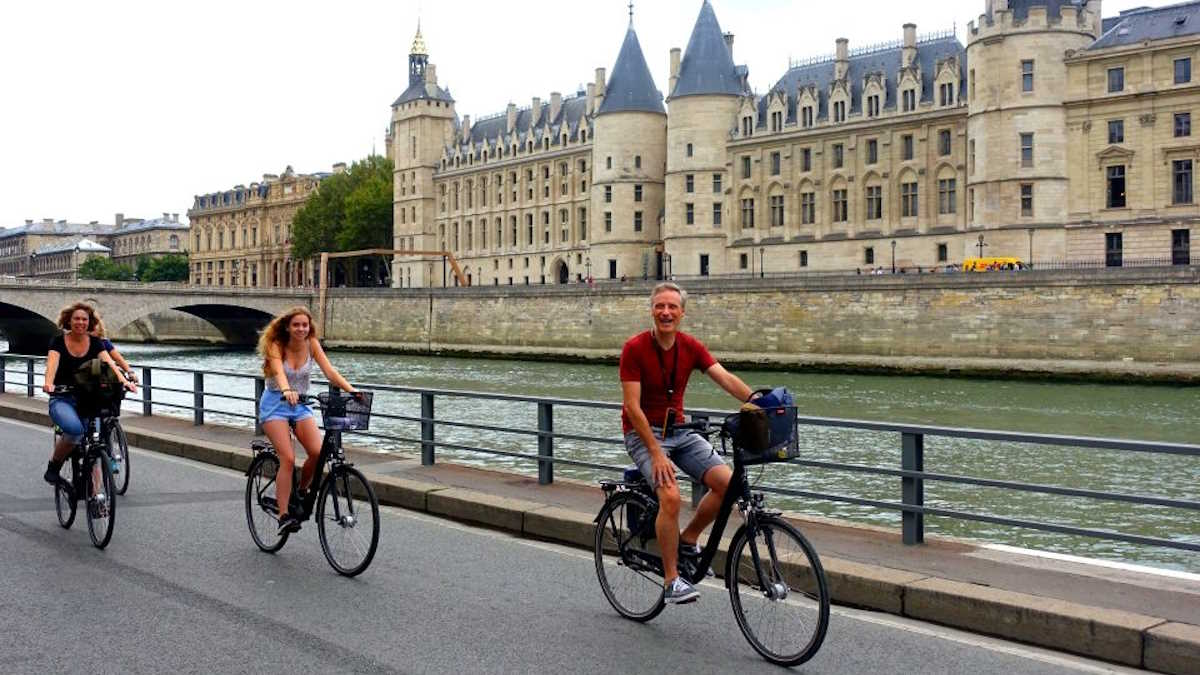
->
[593, 491, 665, 622]
[316, 466, 380, 577]
[109, 420, 130, 496]
[245, 454, 288, 553]
[85, 453, 116, 549]
[54, 462, 75, 529]
[726, 516, 829, 667]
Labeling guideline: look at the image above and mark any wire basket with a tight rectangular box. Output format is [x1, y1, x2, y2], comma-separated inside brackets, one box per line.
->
[317, 391, 373, 431]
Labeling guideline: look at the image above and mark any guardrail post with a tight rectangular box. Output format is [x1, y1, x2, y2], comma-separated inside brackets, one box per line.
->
[193, 372, 204, 426]
[0, 355, 6, 393]
[537, 401, 554, 485]
[253, 376, 265, 434]
[420, 392, 435, 466]
[141, 367, 153, 416]
[690, 414, 710, 507]
[27, 359, 35, 397]
[901, 431, 925, 545]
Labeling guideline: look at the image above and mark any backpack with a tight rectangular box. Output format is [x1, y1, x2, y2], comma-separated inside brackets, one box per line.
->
[73, 358, 124, 416]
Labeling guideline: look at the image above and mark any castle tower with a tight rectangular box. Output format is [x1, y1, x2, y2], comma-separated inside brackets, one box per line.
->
[390, 23, 456, 287]
[589, 14, 667, 281]
[967, 0, 1102, 249]
[664, 0, 747, 276]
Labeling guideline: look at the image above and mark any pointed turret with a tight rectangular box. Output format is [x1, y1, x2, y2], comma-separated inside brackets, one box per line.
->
[596, 25, 664, 116]
[670, 0, 743, 99]
[393, 24, 453, 106]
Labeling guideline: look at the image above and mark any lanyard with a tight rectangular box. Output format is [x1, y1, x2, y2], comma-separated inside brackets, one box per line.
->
[653, 336, 679, 412]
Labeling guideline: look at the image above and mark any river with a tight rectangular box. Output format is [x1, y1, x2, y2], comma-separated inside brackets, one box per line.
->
[6, 341, 1198, 572]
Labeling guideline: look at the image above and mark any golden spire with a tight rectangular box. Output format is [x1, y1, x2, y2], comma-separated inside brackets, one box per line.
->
[411, 20, 428, 56]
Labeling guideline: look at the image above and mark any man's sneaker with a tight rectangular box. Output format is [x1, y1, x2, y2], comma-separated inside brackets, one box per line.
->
[44, 462, 64, 486]
[679, 541, 702, 557]
[277, 514, 302, 536]
[663, 577, 700, 604]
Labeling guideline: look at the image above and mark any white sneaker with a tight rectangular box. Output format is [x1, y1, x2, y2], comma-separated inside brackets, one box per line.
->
[663, 577, 699, 604]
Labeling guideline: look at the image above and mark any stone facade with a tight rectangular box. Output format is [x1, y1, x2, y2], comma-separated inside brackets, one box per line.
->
[0, 214, 187, 278]
[187, 165, 343, 288]
[390, 1, 1200, 288]
[319, 269, 1200, 367]
[108, 213, 188, 266]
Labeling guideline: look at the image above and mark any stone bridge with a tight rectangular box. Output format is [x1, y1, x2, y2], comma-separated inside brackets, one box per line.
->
[0, 280, 315, 353]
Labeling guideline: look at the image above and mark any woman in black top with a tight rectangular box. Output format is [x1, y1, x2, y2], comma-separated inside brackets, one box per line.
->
[42, 302, 135, 485]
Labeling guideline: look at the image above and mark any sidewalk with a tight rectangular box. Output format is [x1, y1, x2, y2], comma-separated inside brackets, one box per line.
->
[1, 393, 1196, 673]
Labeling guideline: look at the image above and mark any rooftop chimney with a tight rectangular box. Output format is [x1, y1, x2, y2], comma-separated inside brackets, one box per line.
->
[835, 38, 849, 80]
[594, 68, 606, 111]
[669, 48, 681, 96]
[586, 83, 596, 115]
[723, 32, 734, 61]
[425, 63, 437, 85]
[902, 23, 917, 68]
[115, 212, 124, 228]
[461, 115, 471, 142]
[506, 103, 518, 133]
[550, 91, 562, 123]
[530, 97, 541, 127]
[172, 213, 179, 222]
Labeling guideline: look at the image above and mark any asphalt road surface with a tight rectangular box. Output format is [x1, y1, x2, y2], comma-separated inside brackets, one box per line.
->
[0, 417, 1144, 674]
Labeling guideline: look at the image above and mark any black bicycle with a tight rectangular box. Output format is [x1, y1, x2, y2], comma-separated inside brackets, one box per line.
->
[593, 403, 830, 667]
[49, 385, 117, 549]
[244, 390, 380, 576]
[101, 403, 129, 496]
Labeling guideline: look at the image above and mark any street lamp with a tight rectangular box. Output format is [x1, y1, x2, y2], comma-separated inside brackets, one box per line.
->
[890, 240, 897, 274]
[759, 247, 765, 279]
[1027, 228, 1035, 267]
[976, 234, 988, 258]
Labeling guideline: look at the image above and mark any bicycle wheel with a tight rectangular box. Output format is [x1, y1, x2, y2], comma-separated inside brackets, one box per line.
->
[85, 453, 116, 549]
[54, 461, 75, 529]
[726, 516, 829, 667]
[316, 466, 380, 577]
[245, 454, 288, 553]
[593, 491, 665, 622]
[108, 420, 130, 496]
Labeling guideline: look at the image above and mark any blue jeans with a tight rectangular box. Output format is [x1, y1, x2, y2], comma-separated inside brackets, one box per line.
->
[49, 395, 86, 443]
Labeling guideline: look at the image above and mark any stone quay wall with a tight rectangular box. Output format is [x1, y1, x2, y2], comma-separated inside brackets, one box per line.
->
[318, 268, 1200, 375]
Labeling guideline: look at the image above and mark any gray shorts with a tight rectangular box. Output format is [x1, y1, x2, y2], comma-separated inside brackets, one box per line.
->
[625, 428, 724, 485]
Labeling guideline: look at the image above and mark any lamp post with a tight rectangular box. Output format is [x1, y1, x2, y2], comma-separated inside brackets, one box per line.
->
[976, 234, 987, 258]
[890, 240, 896, 274]
[1027, 228, 1035, 267]
[759, 247, 765, 279]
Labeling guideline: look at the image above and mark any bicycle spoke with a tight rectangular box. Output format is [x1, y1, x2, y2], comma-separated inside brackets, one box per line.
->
[594, 493, 665, 622]
[317, 468, 379, 576]
[728, 518, 829, 666]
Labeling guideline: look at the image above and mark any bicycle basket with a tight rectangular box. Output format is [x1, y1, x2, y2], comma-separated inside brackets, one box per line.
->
[724, 404, 799, 465]
[316, 391, 373, 431]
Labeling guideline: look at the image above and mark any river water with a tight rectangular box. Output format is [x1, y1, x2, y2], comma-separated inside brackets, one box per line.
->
[7, 341, 1198, 572]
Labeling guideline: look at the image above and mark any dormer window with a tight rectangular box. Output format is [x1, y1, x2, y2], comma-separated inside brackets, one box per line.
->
[742, 116, 754, 136]
[770, 110, 782, 132]
[939, 83, 954, 106]
[902, 89, 916, 112]
[801, 105, 814, 128]
[833, 101, 846, 123]
[866, 95, 880, 118]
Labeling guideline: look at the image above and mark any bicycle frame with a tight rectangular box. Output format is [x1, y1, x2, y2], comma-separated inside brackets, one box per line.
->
[602, 433, 765, 588]
[251, 422, 353, 524]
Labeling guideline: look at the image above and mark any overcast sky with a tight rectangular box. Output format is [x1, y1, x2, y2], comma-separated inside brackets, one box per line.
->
[0, 0, 1155, 229]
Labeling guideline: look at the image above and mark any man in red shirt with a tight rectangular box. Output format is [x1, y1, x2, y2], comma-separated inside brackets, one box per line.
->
[620, 282, 754, 604]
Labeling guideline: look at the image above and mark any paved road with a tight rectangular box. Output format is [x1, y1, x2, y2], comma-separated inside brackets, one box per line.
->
[0, 417, 1144, 674]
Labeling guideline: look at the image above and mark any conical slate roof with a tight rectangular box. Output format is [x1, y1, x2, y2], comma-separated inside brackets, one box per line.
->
[597, 26, 664, 115]
[671, 0, 743, 99]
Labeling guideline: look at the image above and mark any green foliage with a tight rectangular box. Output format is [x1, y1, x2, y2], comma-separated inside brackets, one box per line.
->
[139, 254, 190, 282]
[78, 256, 135, 281]
[292, 155, 394, 260]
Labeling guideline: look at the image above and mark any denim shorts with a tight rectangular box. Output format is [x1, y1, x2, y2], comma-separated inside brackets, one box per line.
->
[258, 388, 314, 425]
[49, 395, 86, 443]
[624, 427, 724, 485]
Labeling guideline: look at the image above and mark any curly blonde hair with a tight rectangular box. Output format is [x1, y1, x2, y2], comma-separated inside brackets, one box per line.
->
[57, 302, 101, 331]
[256, 306, 318, 377]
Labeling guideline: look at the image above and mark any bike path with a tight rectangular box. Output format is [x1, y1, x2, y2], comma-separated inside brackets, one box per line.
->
[0, 394, 1196, 673]
[0, 415, 1152, 675]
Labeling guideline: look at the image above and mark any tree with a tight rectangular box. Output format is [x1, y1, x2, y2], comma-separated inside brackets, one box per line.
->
[292, 155, 394, 261]
[139, 254, 189, 282]
[78, 256, 135, 281]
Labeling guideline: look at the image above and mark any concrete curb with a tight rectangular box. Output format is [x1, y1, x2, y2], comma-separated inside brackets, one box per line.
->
[1, 399, 1195, 673]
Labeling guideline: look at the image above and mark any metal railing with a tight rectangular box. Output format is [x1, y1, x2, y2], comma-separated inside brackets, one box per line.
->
[2, 356, 1197, 555]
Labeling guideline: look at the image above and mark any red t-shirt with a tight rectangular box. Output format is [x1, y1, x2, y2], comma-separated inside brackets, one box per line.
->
[619, 330, 716, 434]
